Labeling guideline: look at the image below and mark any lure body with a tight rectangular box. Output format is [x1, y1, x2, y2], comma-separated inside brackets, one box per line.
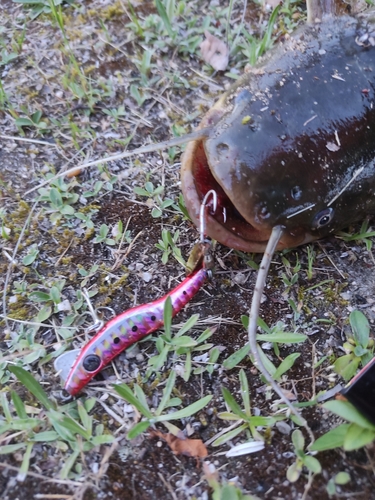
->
[64, 267, 208, 396]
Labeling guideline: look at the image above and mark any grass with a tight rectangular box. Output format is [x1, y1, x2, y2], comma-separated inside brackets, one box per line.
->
[1, 0, 375, 498]
[333, 310, 374, 381]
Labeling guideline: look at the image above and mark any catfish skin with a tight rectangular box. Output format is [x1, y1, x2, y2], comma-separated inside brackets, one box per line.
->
[181, 11, 375, 251]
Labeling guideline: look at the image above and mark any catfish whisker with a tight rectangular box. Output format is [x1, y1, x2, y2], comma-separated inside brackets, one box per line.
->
[247, 225, 315, 444]
[327, 166, 364, 207]
[286, 203, 316, 219]
[24, 127, 213, 195]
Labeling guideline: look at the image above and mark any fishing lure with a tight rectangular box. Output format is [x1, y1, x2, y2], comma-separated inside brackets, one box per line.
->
[56, 190, 217, 396]
[62, 265, 210, 396]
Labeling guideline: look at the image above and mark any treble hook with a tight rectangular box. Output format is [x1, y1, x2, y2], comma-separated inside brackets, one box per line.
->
[199, 189, 218, 243]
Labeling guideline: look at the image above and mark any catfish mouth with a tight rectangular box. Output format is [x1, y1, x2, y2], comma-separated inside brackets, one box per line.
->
[181, 137, 275, 253]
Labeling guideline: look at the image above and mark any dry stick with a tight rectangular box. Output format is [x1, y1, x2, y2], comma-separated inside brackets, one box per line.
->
[34, 495, 71, 499]
[0, 315, 76, 330]
[301, 471, 316, 500]
[158, 472, 179, 500]
[247, 225, 315, 444]
[24, 127, 212, 195]
[0, 462, 83, 486]
[0, 134, 56, 146]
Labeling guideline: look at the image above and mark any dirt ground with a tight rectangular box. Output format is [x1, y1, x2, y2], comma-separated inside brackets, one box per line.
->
[1, 1, 375, 499]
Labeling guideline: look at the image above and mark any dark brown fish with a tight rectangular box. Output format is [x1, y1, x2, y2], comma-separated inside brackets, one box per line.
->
[181, 6, 375, 252]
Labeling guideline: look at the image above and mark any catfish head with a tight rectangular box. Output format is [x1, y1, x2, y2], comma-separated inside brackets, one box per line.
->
[181, 12, 375, 252]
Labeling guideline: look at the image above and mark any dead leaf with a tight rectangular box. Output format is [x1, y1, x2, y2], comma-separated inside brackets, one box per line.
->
[150, 430, 208, 458]
[200, 31, 229, 71]
[280, 389, 297, 400]
[65, 167, 83, 178]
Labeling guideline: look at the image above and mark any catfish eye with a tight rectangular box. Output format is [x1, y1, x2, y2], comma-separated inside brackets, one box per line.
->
[312, 208, 334, 229]
[83, 354, 101, 372]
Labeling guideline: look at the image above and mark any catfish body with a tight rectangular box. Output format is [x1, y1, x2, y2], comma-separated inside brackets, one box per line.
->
[181, 11, 375, 251]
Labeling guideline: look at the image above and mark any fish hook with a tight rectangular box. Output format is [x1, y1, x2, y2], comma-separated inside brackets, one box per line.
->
[199, 189, 218, 243]
[186, 190, 217, 275]
[82, 288, 104, 334]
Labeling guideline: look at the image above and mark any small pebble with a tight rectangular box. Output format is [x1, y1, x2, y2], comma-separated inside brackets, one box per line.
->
[276, 421, 291, 435]
[56, 299, 71, 312]
[233, 272, 247, 285]
[140, 272, 152, 282]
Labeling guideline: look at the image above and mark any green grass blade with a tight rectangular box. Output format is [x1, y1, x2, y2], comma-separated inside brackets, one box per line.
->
[49, 419, 75, 442]
[195, 327, 214, 344]
[156, 370, 176, 416]
[183, 351, 191, 382]
[273, 353, 300, 381]
[259, 6, 280, 58]
[126, 1, 144, 36]
[253, 345, 277, 377]
[349, 310, 370, 348]
[60, 448, 80, 479]
[113, 383, 153, 418]
[310, 423, 350, 451]
[134, 384, 151, 413]
[17, 442, 34, 482]
[0, 393, 12, 421]
[163, 296, 172, 341]
[165, 0, 175, 22]
[223, 343, 250, 370]
[212, 423, 248, 447]
[257, 316, 271, 333]
[239, 369, 251, 416]
[127, 420, 151, 439]
[32, 430, 60, 442]
[155, 0, 175, 39]
[221, 387, 247, 420]
[56, 415, 91, 440]
[343, 423, 375, 451]
[77, 400, 93, 437]
[0, 443, 27, 454]
[323, 400, 375, 430]
[226, 0, 235, 45]
[8, 365, 55, 410]
[256, 333, 307, 343]
[155, 395, 212, 422]
[11, 390, 27, 419]
[176, 314, 200, 337]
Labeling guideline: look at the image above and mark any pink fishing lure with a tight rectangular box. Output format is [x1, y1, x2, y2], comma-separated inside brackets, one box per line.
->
[64, 266, 209, 396]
